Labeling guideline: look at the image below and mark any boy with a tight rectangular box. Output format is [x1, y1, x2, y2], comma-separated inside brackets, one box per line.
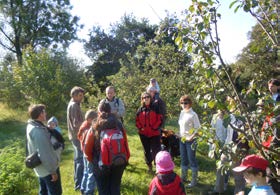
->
[78, 109, 98, 195]
[233, 154, 275, 195]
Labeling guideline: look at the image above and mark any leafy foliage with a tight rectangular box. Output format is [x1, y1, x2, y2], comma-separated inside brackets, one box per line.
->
[0, 0, 82, 64]
[5, 47, 86, 117]
[84, 14, 157, 90]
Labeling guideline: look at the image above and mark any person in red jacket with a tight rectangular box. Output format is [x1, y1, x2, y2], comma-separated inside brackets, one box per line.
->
[149, 151, 186, 195]
[136, 92, 163, 174]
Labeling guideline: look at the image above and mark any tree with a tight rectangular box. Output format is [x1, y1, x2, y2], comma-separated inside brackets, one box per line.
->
[84, 14, 157, 90]
[175, 0, 280, 177]
[8, 47, 86, 116]
[233, 24, 279, 85]
[0, 0, 81, 64]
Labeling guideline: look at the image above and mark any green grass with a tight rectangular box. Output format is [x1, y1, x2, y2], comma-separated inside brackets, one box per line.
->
[0, 103, 242, 195]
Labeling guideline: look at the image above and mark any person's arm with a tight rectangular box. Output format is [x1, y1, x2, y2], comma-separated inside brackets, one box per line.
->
[117, 98, 125, 118]
[84, 130, 94, 162]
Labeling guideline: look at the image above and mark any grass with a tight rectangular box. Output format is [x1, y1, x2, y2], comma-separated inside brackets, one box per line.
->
[0, 103, 243, 195]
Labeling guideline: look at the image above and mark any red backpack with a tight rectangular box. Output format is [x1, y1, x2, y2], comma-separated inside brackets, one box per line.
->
[98, 128, 130, 167]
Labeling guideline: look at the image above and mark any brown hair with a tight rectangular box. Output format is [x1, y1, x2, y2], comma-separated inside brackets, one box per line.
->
[179, 95, 192, 106]
[85, 109, 98, 120]
[70, 86, 85, 97]
[244, 167, 266, 177]
[141, 92, 152, 107]
[268, 79, 280, 86]
[28, 104, 46, 119]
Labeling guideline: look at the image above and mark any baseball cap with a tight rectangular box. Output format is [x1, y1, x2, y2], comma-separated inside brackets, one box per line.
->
[233, 154, 269, 172]
[155, 151, 175, 173]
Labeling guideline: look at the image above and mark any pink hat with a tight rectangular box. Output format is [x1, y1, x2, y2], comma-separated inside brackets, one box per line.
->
[155, 151, 175, 173]
[233, 154, 269, 172]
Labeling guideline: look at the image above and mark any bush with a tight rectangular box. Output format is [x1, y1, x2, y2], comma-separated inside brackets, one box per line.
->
[0, 139, 37, 195]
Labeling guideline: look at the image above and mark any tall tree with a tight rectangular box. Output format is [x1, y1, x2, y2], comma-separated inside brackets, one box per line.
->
[84, 14, 157, 89]
[0, 0, 81, 64]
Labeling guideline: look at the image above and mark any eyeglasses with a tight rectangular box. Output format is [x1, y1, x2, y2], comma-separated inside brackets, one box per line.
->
[180, 102, 189, 105]
[142, 96, 150, 99]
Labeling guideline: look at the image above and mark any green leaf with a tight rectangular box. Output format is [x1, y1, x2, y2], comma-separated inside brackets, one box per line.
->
[208, 100, 216, 108]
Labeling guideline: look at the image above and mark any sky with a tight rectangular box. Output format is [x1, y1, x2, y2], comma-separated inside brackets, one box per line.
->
[69, 0, 256, 65]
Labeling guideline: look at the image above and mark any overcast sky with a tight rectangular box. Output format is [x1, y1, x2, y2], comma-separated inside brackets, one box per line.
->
[69, 0, 256, 65]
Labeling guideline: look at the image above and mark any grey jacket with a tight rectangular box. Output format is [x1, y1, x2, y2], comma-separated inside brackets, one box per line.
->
[99, 97, 125, 120]
[26, 119, 58, 177]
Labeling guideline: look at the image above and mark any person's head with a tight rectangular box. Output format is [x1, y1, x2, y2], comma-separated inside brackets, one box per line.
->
[98, 101, 111, 114]
[141, 92, 152, 106]
[105, 86, 116, 101]
[70, 86, 85, 102]
[146, 86, 156, 98]
[150, 78, 157, 86]
[28, 104, 46, 121]
[47, 116, 58, 129]
[268, 79, 280, 94]
[179, 95, 192, 110]
[95, 102, 117, 131]
[155, 151, 175, 174]
[85, 109, 98, 124]
[233, 154, 269, 186]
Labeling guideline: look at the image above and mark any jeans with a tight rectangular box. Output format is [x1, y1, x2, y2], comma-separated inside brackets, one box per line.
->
[139, 134, 161, 165]
[180, 139, 198, 171]
[81, 156, 96, 194]
[94, 165, 126, 195]
[39, 168, 62, 195]
[72, 138, 84, 190]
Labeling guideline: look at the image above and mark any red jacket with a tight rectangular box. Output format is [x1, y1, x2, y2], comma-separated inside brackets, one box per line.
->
[84, 130, 95, 162]
[149, 173, 185, 195]
[136, 105, 162, 137]
[77, 120, 91, 152]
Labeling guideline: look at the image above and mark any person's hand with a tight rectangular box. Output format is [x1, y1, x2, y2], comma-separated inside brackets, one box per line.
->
[51, 173, 58, 182]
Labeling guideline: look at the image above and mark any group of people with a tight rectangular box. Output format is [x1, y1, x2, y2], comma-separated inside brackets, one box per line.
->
[25, 77, 280, 195]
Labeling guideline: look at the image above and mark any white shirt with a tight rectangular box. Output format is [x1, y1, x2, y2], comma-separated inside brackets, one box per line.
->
[178, 108, 201, 140]
[211, 113, 227, 142]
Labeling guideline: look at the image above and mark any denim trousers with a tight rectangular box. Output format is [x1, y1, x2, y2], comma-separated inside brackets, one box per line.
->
[179, 139, 198, 171]
[39, 168, 62, 195]
[94, 164, 126, 195]
[139, 134, 161, 165]
[71, 138, 84, 190]
[81, 156, 96, 195]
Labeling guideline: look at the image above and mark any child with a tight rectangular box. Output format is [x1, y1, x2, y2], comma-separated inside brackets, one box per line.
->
[147, 78, 160, 99]
[47, 116, 65, 162]
[47, 116, 62, 134]
[149, 151, 186, 195]
[77, 109, 98, 195]
[233, 154, 275, 195]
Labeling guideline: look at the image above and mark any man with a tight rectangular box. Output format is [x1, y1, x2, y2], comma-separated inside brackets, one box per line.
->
[67, 86, 85, 191]
[98, 86, 125, 123]
[147, 86, 166, 128]
[26, 104, 62, 195]
[268, 78, 280, 102]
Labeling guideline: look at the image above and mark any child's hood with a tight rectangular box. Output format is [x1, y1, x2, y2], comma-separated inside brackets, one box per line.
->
[48, 116, 58, 126]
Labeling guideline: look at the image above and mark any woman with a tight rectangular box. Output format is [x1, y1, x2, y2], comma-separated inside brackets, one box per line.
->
[136, 92, 163, 174]
[84, 102, 129, 195]
[178, 95, 201, 187]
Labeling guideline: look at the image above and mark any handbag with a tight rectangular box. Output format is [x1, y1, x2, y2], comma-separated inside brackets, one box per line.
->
[25, 151, 41, 168]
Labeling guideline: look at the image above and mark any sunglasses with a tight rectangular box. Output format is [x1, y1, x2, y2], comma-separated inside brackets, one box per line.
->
[142, 96, 150, 99]
[180, 102, 189, 105]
